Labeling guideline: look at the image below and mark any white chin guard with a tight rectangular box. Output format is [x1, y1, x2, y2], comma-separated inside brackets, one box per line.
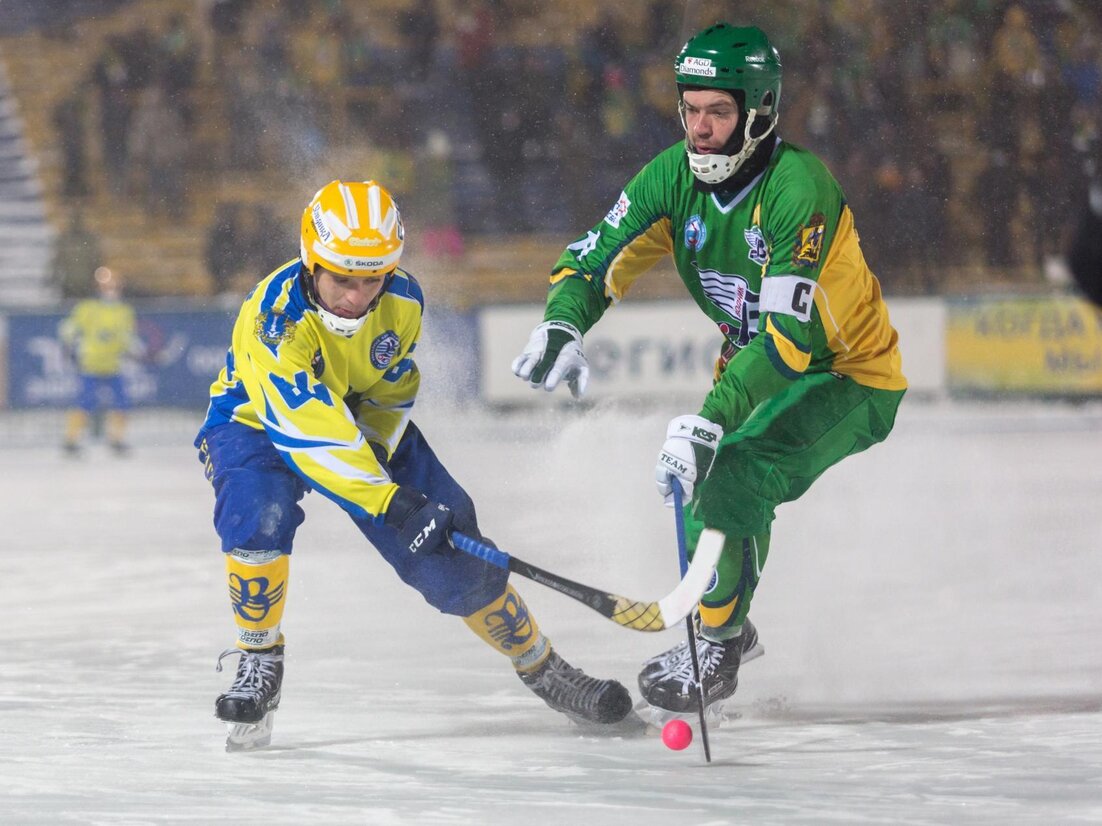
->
[317, 306, 368, 337]
[685, 107, 776, 185]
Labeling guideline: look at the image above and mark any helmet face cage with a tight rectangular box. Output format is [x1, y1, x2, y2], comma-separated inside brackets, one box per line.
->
[299, 180, 404, 277]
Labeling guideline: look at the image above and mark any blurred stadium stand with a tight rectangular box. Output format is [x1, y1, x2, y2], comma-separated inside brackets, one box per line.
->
[0, 0, 1099, 307]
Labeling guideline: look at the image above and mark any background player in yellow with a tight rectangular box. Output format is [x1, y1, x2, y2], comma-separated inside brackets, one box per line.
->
[58, 265, 139, 455]
[196, 180, 632, 750]
[513, 24, 907, 721]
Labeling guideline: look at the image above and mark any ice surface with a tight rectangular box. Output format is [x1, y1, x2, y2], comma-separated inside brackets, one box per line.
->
[2, 400, 1101, 824]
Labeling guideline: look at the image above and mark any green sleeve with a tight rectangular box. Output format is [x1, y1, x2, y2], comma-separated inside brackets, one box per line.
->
[699, 333, 794, 431]
[542, 275, 609, 335]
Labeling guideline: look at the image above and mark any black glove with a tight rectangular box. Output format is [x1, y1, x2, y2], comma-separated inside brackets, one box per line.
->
[385, 486, 456, 555]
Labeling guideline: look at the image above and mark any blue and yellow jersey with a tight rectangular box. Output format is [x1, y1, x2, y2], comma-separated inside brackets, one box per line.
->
[59, 298, 137, 376]
[198, 259, 424, 523]
[544, 139, 906, 430]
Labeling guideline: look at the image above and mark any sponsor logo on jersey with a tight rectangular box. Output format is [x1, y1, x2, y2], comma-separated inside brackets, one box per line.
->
[604, 191, 631, 228]
[255, 311, 296, 353]
[370, 330, 401, 369]
[792, 213, 826, 268]
[228, 573, 285, 623]
[699, 268, 760, 348]
[684, 214, 707, 251]
[744, 226, 768, 266]
[679, 56, 717, 77]
[566, 229, 600, 258]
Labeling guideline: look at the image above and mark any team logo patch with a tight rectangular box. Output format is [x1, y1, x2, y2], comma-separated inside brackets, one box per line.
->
[744, 226, 768, 265]
[370, 330, 401, 369]
[705, 569, 719, 594]
[482, 591, 534, 651]
[255, 311, 296, 354]
[228, 573, 285, 622]
[604, 191, 631, 228]
[684, 214, 707, 251]
[699, 267, 760, 348]
[792, 213, 826, 268]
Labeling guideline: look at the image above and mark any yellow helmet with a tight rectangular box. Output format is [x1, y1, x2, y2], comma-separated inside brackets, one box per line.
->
[299, 180, 404, 276]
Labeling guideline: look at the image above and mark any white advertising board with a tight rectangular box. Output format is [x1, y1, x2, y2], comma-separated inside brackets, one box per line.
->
[479, 298, 946, 404]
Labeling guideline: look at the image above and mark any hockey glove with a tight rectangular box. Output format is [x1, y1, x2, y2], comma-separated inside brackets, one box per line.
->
[386, 486, 456, 555]
[655, 415, 724, 506]
[511, 320, 589, 399]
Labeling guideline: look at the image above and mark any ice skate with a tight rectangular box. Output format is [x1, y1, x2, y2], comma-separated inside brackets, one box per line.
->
[638, 619, 763, 722]
[519, 650, 636, 729]
[215, 645, 284, 752]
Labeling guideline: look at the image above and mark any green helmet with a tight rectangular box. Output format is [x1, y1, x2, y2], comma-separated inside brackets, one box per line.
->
[675, 24, 783, 184]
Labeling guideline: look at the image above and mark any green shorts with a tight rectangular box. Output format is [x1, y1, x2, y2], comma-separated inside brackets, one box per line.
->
[686, 371, 904, 634]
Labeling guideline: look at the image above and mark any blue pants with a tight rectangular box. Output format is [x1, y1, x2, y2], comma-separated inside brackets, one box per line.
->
[77, 374, 129, 411]
[197, 421, 508, 616]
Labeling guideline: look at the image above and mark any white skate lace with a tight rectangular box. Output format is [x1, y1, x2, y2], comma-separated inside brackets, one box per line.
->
[216, 648, 283, 699]
[651, 639, 726, 693]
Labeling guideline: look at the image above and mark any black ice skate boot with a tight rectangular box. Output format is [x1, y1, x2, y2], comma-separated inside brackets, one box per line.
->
[519, 650, 634, 726]
[638, 619, 764, 717]
[215, 645, 284, 751]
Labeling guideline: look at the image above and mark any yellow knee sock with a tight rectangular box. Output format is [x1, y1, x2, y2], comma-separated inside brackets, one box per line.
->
[105, 410, 127, 445]
[225, 550, 289, 650]
[463, 584, 550, 673]
[64, 409, 87, 445]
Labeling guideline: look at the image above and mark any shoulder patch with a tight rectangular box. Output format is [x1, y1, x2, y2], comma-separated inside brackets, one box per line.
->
[791, 213, 826, 268]
[255, 311, 297, 355]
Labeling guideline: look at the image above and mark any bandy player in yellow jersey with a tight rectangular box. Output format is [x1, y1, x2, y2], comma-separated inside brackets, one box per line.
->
[195, 180, 632, 749]
[513, 24, 907, 722]
[58, 266, 139, 455]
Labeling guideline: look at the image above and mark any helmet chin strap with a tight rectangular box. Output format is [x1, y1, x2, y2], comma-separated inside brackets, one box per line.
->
[681, 103, 777, 185]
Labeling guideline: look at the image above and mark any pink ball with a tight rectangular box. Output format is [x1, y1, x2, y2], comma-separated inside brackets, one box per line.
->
[661, 718, 693, 750]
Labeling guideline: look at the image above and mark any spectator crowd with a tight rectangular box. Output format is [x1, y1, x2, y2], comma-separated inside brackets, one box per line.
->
[32, 0, 1102, 296]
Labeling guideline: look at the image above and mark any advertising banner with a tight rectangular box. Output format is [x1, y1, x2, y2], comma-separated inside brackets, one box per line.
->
[946, 295, 1102, 395]
[6, 309, 235, 409]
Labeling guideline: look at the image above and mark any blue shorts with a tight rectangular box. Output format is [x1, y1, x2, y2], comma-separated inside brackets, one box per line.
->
[197, 421, 508, 616]
[77, 374, 130, 412]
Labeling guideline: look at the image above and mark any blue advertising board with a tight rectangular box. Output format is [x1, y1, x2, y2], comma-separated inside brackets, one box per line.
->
[6, 309, 236, 409]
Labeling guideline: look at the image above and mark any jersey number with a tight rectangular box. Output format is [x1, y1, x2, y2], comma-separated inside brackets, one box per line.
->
[271, 370, 333, 409]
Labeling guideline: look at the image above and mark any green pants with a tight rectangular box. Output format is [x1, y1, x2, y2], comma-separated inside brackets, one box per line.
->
[686, 371, 904, 638]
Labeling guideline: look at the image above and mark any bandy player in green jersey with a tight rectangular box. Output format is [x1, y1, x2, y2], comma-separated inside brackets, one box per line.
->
[513, 24, 907, 718]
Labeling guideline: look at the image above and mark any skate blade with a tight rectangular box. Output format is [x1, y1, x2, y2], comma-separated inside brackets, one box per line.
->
[224, 712, 276, 752]
[633, 698, 734, 730]
[567, 709, 651, 737]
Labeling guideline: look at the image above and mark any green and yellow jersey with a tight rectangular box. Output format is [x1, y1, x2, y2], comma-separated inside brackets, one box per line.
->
[198, 260, 423, 523]
[59, 298, 137, 376]
[544, 139, 906, 430]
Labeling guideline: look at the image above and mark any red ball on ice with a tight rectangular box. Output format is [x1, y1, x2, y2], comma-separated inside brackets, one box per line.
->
[661, 719, 693, 750]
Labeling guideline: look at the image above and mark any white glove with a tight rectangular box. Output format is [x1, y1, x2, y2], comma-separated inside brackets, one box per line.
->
[655, 414, 724, 506]
[511, 320, 590, 399]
